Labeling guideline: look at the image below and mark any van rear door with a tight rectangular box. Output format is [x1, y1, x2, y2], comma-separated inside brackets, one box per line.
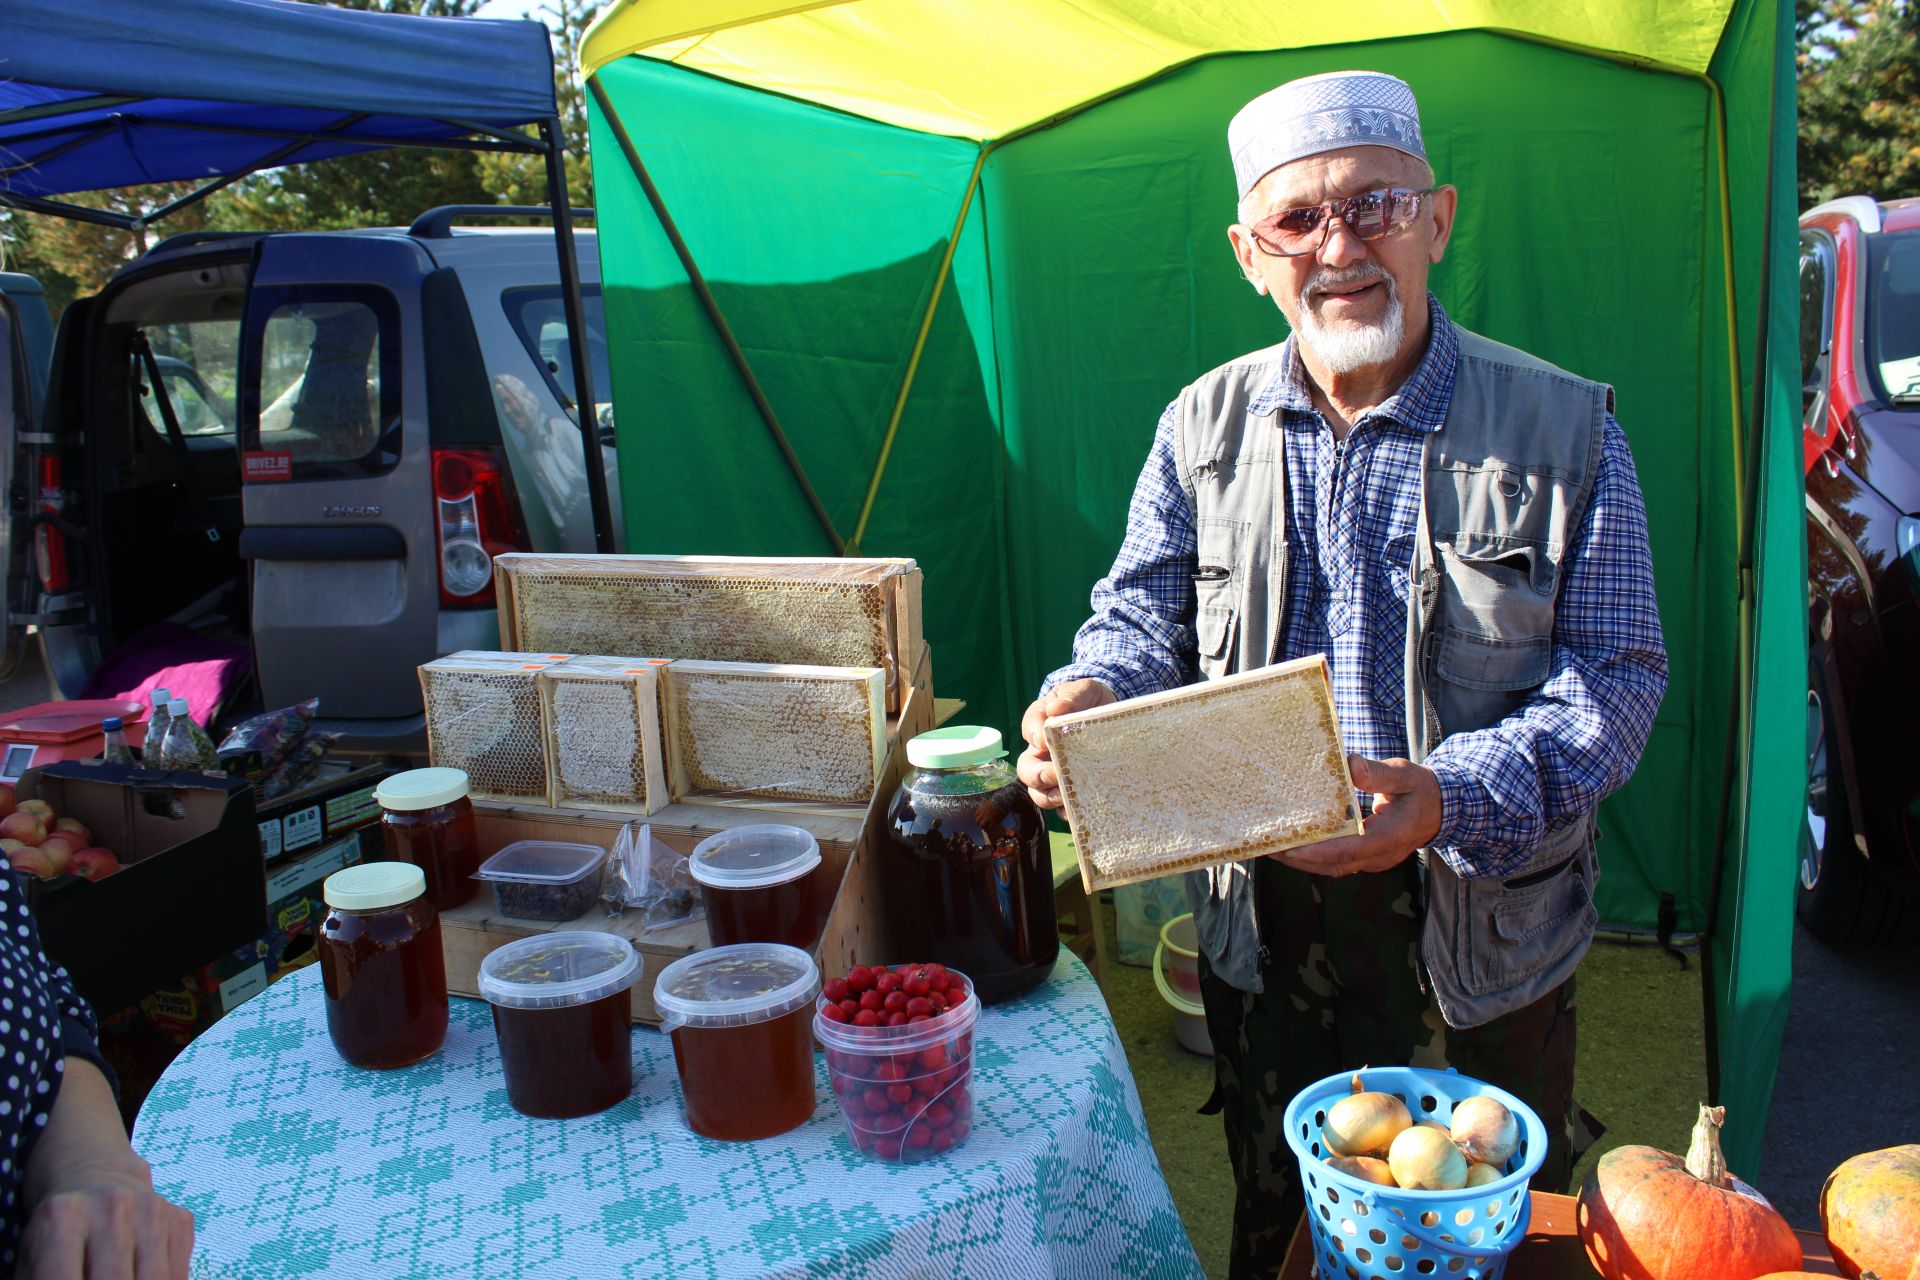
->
[239, 235, 439, 721]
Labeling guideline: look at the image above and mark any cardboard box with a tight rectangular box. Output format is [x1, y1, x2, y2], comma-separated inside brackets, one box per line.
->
[260, 830, 369, 977]
[254, 761, 390, 860]
[438, 644, 938, 1024]
[24, 761, 266, 1018]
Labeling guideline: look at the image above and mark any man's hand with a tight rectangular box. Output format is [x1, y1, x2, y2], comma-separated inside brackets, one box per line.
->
[1270, 755, 1443, 878]
[1016, 679, 1117, 810]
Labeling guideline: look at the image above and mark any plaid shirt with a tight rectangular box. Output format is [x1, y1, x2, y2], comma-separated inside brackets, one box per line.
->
[1043, 298, 1667, 877]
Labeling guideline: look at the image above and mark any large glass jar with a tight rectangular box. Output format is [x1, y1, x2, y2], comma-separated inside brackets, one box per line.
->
[878, 725, 1058, 1004]
[376, 767, 479, 911]
[318, 862, 449, 1069]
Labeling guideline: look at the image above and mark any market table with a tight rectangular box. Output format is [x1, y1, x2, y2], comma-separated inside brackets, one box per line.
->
[1275, 1191, 1844, 1278]
[131, 951, 1204, 1280]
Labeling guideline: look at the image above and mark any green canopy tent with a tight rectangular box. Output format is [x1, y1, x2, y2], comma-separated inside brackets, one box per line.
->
[581, 0, 1803, 1169]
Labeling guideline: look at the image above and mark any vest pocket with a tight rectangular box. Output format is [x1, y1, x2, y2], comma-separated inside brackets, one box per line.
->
[1197, 603, 1237, 663]
[1460, 845, 1597, 994]
[1433, 628, 1551, 691]
[1195, 518, 1248, 678]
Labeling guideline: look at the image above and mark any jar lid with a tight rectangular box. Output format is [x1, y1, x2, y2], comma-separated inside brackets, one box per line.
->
[906, 725, 1006, 770]
[652, 943, 819, 1032]
[324, 862, 426, 912]
[376, 767, 471, 811]
[477, 932, 641, 1010]
[687, 826, 821, 891]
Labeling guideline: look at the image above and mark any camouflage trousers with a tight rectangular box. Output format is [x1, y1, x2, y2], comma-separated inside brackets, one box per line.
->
[1195, 856, 1581, 1280]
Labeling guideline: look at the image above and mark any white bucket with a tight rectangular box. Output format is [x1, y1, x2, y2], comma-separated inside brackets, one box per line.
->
[1151, 913, 1213, 1056]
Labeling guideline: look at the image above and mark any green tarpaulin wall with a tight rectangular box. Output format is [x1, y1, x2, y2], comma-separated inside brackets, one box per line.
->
[585, 0, 1803, 1170]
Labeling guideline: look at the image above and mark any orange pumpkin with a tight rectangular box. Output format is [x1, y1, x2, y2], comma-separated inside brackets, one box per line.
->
[1751, 1275, 1842, 1279]
[1577, 1104, 1802, 1280]
[1821, 1144, 1920, 1280]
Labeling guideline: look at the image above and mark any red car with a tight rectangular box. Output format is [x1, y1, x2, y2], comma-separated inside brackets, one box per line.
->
[1799, 194, 1920, 943]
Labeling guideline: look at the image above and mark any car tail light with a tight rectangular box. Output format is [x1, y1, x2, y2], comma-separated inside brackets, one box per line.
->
[433, 447, 529, 608]
[33, 455, 69, 593]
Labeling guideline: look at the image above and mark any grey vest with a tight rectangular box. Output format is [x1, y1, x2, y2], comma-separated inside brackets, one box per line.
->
[1170, 327, 1610, 1030]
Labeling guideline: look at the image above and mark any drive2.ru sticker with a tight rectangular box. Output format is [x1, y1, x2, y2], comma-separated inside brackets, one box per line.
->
[243, 451, 292, 483]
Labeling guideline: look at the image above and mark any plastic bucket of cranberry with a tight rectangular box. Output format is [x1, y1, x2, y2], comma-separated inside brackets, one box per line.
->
[813, 961, 978, 1163]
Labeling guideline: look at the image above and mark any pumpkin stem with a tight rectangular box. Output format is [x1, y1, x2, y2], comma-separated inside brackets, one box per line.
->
[1682, 1103, 1731, 1188]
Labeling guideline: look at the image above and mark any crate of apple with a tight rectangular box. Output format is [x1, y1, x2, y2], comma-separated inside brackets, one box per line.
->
[0, 784, 121, 881]
[813, 962, 978, 1164]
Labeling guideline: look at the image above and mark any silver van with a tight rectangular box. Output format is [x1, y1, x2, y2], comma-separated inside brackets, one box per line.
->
[9, 208, 619, 754]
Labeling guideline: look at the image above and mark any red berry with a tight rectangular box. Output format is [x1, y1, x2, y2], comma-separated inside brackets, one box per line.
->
[846, 966, 874, 993]
[928, 995, 948, 1014]
[932, 1130, 955, 1153]
[919, 1045, 950, 1071]
[883, 991, 909, 1013]
[859, 990, 885, 1012]
[927, 972, 949, 991]
[893, 964, 915, 976]
[904, 1127, 932, 1149]
[908, 1014, 931, 1024]
[876, 1138, 903, 1160]
[905, 997, 932, 1017]
[886, 1012, 908, 1027]
[901, 977, 927, 998]
[863, 1086, 890, 1110]
[912, 1073, 941, 1096]
[923, 962, 946, 976]
[948, 1120, 970, 1144]
[927, 1101, 953, 1128]
[820, 1003, 849, 1023]
[874, 971, 900, 995]
[853, 1010, 881, 1027]
[838, 999, 860, 1019]
[823, 978, 850, 1002]
[872, 1060, 903, 1083]
[887, 1083, 914, 1105]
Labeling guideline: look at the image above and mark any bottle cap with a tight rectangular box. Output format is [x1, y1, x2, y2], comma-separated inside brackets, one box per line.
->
[168, 698, 190, 717]
[150, 687, 171, 706]
[102, 717, 123, 732]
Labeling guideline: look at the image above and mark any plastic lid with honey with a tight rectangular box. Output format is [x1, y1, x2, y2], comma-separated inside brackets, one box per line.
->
[477, 932, 642, 1011]
[324, 862, 427, 912]
[652, 943, 819, 1032]
[376, 767, 472, 811]
[687, 825, 821, 891]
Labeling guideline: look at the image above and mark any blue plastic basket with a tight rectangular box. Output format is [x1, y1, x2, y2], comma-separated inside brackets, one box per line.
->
[1281, 1066, 1547, 1280]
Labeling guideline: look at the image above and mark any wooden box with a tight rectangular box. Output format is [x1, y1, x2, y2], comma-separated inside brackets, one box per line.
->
[538, 655, 671, 815]
[439, 644, 936, 1024]
[493, 553, 923, 712]
[418, 651, 569, 804]
[661, 660, 886, 808]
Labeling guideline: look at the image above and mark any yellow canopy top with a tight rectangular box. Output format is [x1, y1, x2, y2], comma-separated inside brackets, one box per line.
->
[582, 0, 1735, 141]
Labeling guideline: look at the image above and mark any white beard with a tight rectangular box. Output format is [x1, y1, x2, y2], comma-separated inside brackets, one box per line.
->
[1294, 270, 1405, 374]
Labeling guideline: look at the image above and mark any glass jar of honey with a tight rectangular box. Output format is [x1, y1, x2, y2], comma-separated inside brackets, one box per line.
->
[653, 944, 820, 1141]
[478, 933, 641, 1119]
[319, 862, 449, 1069]
[376, 767, 480, 911]
[688, 825, 824, 950]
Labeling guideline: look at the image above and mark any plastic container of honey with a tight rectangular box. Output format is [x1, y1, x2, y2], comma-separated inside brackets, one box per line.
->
[375, 767, 480, 912]
[653, 943, 820, 1141]
[687, 825, 824, 950]
[319, 862, 449, 1070]
[477, 932, 641, 1119]
[814, 964, 978, 1163]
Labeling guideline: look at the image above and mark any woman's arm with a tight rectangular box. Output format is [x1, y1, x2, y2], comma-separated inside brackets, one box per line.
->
[18, 1057, 193, 1280]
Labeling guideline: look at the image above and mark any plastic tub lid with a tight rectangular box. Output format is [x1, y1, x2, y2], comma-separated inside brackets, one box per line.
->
[474, 839, 607, 886]
[324, 862, 427, 912]
[376, 767, 472, 811]
[477, 932, 641, 1010]
[906, 725, 1006, 770]
[688, 825, 821, 891]
[652, 943, 819, 1032]
[0, 699, 148, 743]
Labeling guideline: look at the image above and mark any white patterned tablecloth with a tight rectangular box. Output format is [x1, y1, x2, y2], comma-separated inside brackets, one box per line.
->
[131, 952, 1204, 1280]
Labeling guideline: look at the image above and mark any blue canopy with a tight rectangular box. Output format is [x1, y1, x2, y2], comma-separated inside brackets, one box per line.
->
[0, 0, 558, 202]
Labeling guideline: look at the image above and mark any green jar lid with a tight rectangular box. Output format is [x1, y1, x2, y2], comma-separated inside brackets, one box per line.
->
[905, 725, 1006, 770]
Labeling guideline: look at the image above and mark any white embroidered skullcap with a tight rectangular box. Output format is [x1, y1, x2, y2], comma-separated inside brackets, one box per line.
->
[1228, 70, 1427, 198]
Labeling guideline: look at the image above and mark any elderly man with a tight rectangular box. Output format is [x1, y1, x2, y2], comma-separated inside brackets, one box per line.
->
[1016, 71, 1667, 1277]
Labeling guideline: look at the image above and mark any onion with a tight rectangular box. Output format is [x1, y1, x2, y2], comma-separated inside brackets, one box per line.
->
[1327, 1155, 1397, 1186]
[1389, 1124, 1470, 1190]
[1415, 1119, 1450, 1135]
[1465, 1161, 1503, 1187]
[1451, 1095, 1520, 1167]
[1323, 1072, 1412, 1158]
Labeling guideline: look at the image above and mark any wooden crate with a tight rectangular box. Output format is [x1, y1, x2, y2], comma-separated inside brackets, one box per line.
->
[660, 660, 887, 808]
[439, 644, 936, 1024]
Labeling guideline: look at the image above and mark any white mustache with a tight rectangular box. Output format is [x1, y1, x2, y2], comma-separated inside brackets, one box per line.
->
[1306, 265, 1394, 304]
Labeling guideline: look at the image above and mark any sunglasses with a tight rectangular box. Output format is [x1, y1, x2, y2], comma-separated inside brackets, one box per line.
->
[1247, 186, 1436, 257]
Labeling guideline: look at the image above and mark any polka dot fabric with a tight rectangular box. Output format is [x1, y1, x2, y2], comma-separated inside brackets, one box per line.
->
[0, 870, 102, 1269]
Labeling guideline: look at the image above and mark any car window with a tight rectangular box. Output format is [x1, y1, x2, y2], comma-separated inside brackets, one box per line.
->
[242, 287, 402, 481]
[134, 320, 239, 437]
[500, 287, 612, 431]
[1799, 238, 1830, 390]
[1867, 230, 1920, 403]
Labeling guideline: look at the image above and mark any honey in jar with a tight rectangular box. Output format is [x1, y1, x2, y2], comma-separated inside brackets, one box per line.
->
[688, 825, 824, 950]
[376, 767, 480, 912]
[319, 862, 449, 1069]
[653, 943, 819, 1141]
[477, 932, 641, 1119]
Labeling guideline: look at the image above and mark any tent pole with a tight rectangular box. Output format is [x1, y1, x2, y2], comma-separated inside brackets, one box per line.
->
[586, 75, 846, 556]
[541, 117, 617, 554]
[0, 192, 137, 230]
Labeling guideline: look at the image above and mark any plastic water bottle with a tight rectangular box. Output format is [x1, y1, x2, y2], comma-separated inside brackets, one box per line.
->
[100, 717, 134, 766]
[142, 687, 173, 761]
[159, 698, 219, 772]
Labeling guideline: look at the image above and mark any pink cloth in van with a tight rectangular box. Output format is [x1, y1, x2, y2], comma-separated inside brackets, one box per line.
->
[80, 623, 251, 726]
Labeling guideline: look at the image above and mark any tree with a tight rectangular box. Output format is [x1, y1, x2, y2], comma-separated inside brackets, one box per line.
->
[1798, 0, 1920, 206]
[0, 185, 211, 316]
[475, 0, 601, 211]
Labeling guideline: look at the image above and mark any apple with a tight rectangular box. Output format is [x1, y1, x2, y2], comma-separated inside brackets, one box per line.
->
[52, 818, 91, 846]
[0, 813, 46, 846]
[0, 784, 15, 820]
[8, 847, 56, 878]
[36, 839, 75, 875]
[68, 848, 119, 881]
[17, 799, 54, 823]
[0, 838, 22, 856]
